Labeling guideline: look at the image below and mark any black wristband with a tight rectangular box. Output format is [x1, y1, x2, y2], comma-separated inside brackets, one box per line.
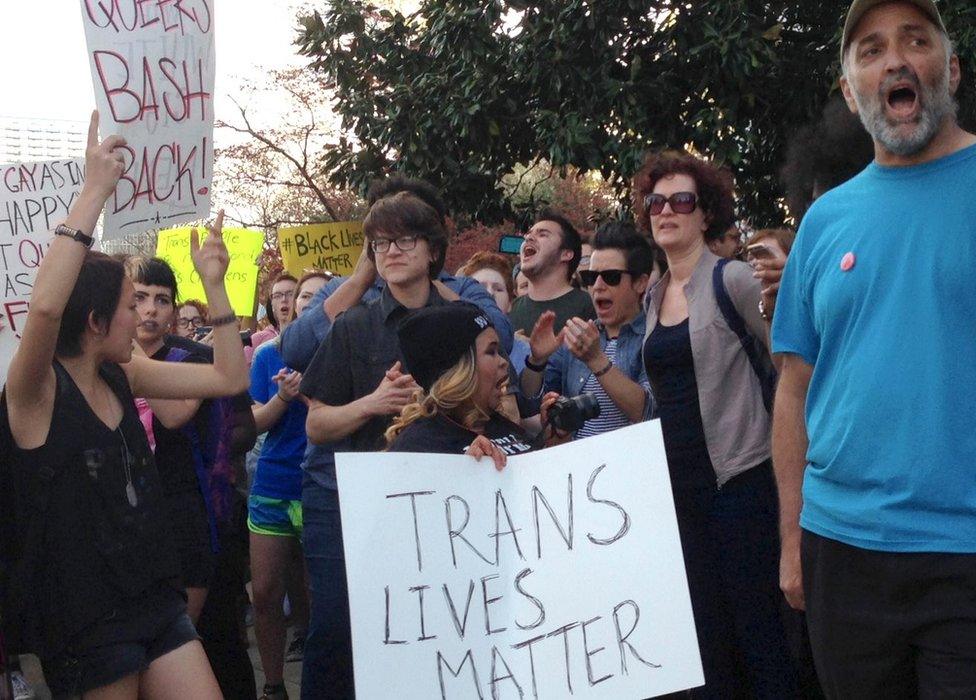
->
[210, 312, 237, 328]
[593, 359, 613, 378]
[524, 356, 547, 373]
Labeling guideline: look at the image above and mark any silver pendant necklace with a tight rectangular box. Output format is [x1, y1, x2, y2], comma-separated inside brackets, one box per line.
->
[117, 426, 138, 507]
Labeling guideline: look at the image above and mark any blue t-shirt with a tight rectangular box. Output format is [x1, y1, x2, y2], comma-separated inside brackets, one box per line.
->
[249, 341, 308, 500]
[772, 143, 976, 553]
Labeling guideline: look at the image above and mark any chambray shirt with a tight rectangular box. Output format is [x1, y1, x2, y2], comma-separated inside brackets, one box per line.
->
[522, 313, 656, 437]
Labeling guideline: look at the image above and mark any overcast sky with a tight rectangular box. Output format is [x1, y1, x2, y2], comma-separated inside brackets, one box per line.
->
[0, 1, 308, 129]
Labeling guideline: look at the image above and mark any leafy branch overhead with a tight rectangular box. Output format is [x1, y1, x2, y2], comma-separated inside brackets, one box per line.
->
[297, 1, 976, 227]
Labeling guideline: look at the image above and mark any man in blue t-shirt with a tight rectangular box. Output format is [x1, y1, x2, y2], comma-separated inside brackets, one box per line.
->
[772, 1, 976, 695]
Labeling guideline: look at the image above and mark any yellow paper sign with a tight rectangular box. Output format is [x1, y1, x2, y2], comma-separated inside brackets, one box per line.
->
[155, 227, 265, 316]
[277, 221, 364, 278]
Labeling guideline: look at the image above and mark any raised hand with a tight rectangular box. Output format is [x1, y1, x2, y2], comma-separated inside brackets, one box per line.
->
[83, 111, 127, 201]
[528, 310, 564, 365]
[190, 210, 229, 288]
[563, 317, 600, 363]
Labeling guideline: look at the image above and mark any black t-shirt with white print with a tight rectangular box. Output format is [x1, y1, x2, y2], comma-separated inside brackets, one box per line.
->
[388, 412, 536, 456]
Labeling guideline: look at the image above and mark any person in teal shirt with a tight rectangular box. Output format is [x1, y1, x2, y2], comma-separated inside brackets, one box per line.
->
[772, 0, 976, 695]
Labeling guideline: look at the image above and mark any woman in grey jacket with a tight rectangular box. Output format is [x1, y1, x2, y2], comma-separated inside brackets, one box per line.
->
[635, 150, 797, 699]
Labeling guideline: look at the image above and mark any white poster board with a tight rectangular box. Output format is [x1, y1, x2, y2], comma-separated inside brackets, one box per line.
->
[336, 422, 703, 700]
[0, 158, 86, 385]
[79, 0, 216, 240]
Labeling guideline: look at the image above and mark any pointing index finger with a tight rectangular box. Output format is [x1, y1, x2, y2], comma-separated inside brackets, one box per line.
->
[87, 111, 99, 149]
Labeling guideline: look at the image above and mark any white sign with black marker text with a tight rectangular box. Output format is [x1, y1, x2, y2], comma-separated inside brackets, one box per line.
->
[336, 421, 703, 699]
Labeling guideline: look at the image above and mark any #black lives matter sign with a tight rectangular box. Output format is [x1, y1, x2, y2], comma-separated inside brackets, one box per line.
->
[336, 422, 703, 699]
[0, 158, 86, 384]
[79, 0, 215, 240]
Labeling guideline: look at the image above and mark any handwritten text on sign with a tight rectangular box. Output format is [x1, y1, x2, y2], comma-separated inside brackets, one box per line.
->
[80, 0, 215, 239]
[278, 221, 364, 278]
[155, 226, 264, 316]
[0, 159, 86, 385]
[336, 423, 703, 699]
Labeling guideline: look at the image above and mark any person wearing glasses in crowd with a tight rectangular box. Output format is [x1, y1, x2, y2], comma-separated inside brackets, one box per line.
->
[295, 184, 475, 698]
[246, 274, 298, 362]
[520, 220, 655, 440]
[277, 176, 510, 700]
[636, 150, 797, 698]
[246, 271, 329, 700]
[175, 300, 208, 339]
[1, 112, 247, 699]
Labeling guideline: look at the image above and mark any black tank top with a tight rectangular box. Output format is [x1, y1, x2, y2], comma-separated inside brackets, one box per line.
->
[9, 361, 180, 657]
[643, 319, 716, 494]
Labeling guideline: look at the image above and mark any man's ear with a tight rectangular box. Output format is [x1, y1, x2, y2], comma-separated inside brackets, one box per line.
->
[559, 248, 574, 264]
[840, 73, 859, 115]
[949, 53, 962, 95]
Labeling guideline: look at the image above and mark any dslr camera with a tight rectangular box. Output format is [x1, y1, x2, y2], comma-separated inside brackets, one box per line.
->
[548, 393, 600, 433]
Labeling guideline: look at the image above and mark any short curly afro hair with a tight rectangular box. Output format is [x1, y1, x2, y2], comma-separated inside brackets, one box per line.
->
[632, 150, 736, 242]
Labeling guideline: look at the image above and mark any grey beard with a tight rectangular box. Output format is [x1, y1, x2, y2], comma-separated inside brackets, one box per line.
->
[853, 67, 957, 157]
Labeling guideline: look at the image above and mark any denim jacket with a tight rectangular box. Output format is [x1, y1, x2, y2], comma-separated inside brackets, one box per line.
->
[523, 312, 656, 422]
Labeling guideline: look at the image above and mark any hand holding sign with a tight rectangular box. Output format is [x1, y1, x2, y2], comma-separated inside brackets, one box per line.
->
[190, 209, 228, 289]
[84, 111, 127, 202]
[465, 434, 508, 471]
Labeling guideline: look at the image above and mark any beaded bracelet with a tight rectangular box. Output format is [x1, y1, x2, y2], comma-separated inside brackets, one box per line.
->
[210, 312, 237, 328]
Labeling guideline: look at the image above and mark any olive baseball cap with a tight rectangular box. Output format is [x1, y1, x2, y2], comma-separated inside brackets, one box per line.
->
[841, 0, 947, 63]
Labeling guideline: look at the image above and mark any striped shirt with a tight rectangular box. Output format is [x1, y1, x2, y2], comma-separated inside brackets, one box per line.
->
[576, 339, 650, 439]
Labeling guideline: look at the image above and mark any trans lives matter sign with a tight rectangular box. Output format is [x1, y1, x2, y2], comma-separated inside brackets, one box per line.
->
[277, 221, 364, 278]
[0, 158, 86, 385]
[80, 0, 215, 239]
[335, 422, 703, 699]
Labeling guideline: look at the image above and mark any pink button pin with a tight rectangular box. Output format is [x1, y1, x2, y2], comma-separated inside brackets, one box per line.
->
[840, 252, 856, 272]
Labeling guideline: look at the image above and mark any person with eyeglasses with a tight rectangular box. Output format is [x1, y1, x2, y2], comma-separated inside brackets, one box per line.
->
[634, 150, 796, 698]
[175, 299, 208, 339]
[520, 221, 655, 440]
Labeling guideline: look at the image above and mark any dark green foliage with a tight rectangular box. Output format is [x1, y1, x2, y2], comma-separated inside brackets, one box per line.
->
[297, 1, 976, 227]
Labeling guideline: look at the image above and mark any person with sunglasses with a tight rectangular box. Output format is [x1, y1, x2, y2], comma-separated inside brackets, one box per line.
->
[520, 220, 655, 440]
[635, 150, 796, 698]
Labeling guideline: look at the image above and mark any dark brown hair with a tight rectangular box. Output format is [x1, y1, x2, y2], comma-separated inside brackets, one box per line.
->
[56, 251, 127, 358]
[363, 191, 448, 278]
[456, 251, 515, 297]
[632, 150, 736, 241]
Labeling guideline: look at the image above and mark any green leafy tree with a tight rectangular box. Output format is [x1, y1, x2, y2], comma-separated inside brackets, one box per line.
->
[296, 1, 976, 227]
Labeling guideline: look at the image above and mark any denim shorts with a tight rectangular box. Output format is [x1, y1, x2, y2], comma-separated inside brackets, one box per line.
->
[44, 586, 198, 697]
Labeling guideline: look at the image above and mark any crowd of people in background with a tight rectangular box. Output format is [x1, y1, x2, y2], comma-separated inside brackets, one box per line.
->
[4, 0, 976, 698]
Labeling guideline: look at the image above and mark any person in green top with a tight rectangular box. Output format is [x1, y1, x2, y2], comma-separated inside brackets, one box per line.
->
[508, 210, 595, 334]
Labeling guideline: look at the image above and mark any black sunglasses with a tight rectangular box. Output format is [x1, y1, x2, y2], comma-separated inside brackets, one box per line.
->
[579, 269, 632, 287]
[643, 191, 698, 215]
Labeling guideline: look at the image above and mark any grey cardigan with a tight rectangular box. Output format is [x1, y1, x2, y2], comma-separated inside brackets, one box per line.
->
[643, 249, 771, 487]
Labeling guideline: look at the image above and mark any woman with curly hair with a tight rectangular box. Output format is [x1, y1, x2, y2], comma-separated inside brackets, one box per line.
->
[385, 303, 534, 466]
[634, 150, 797, 698]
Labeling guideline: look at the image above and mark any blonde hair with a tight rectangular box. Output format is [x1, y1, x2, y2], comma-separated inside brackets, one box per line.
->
[385, 348, 490, 445]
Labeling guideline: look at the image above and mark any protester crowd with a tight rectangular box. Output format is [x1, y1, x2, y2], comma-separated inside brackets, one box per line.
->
[4, 0, 976, 698]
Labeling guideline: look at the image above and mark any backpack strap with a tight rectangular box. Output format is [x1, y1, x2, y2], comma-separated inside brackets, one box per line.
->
[712, 258, 775, 413]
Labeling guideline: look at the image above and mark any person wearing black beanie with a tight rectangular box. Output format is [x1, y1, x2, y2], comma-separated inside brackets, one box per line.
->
[386, 303, 536, 468]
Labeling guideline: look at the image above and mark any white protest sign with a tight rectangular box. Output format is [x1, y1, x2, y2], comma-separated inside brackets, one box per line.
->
[0, 158, 86, 385]
[79, 0, 215, 240]
[336, 421, 703, 699]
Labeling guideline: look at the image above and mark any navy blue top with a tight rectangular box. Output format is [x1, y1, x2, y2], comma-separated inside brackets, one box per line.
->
[643, 319, 715, 494]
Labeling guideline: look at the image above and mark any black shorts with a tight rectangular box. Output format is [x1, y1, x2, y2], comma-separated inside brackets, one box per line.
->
[43, 586, 198, 697]
[168, 490, 216, 588]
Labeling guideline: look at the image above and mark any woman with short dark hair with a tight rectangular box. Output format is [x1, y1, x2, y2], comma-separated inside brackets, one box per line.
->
[2, 113, 248, 699]
[634, 150, 797, 697]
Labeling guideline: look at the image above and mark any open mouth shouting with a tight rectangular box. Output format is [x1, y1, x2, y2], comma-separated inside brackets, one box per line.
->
[520, 241, 538, 262]
[884, 79, 920, 121]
